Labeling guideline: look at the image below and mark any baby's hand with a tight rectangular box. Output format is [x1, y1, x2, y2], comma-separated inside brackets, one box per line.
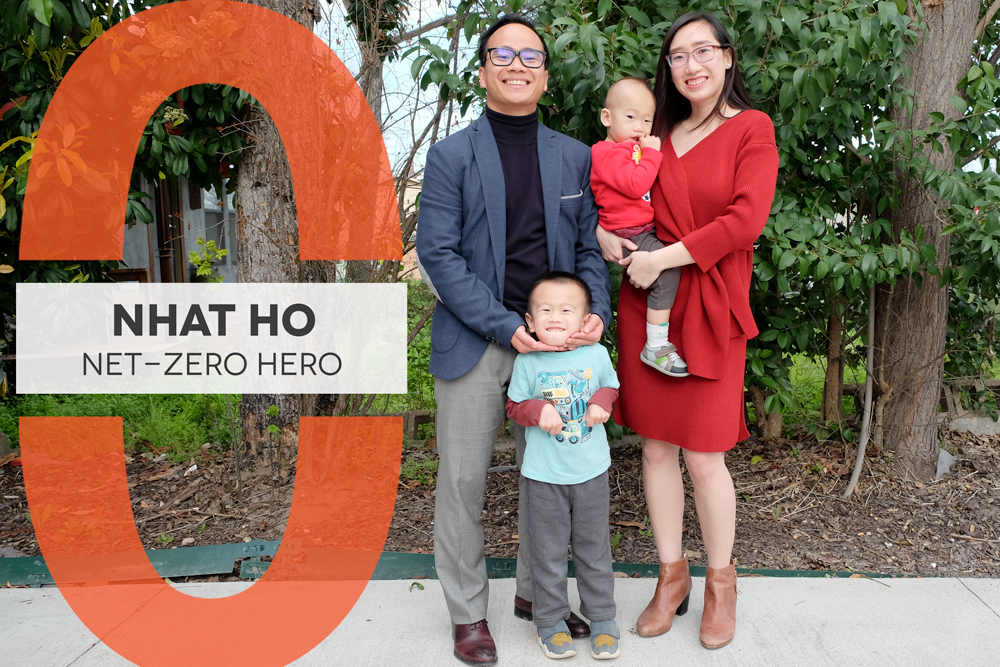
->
[539, 404, 564, 436]
[639, 135, 661, 152]
[586, 403, 610, 428]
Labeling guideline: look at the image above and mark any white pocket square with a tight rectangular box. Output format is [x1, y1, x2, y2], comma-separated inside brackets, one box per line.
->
[560, 190, 584, 199]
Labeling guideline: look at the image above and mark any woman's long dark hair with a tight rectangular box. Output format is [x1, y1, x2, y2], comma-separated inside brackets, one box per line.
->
[652, 12, 754, 138]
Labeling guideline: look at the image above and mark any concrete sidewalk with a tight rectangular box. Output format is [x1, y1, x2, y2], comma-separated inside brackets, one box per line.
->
[2, 575, 998, 666]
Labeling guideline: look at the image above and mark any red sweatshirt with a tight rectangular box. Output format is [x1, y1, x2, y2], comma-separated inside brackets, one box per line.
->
[590, 140, 664, 233]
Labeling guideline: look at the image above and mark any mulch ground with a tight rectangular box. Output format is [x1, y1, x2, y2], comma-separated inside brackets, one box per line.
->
[3, 428, 1000, 579]
[386, 428, 1000, 577]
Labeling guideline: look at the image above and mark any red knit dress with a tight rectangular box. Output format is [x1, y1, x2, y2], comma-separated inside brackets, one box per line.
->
[614, 110, 779, 452]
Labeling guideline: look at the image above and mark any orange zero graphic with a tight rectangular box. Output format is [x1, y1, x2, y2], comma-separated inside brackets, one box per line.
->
[18, 2, 402, 665]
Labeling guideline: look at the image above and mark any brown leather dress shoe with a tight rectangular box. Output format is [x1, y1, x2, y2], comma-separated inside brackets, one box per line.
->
[635, 553, 693, 637]
[453, 620, 497, 665]
[513, 595, 591, 638]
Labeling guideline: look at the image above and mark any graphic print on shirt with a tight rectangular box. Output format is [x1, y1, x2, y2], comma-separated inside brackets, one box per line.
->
[630, 144, 652, 202]
[538, 368, 594, 444]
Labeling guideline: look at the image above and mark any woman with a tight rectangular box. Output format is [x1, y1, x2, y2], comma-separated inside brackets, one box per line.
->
[596, 12, 778, 649]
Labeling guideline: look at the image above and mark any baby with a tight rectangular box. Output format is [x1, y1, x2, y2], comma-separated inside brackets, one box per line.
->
[506, 271, 622, 660]
[590, 77, 688, 377]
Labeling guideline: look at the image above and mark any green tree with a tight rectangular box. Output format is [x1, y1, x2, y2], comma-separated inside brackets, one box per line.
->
[413, 0, 1000, 478]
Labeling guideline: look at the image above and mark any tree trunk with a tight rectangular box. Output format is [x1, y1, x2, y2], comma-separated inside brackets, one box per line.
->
[235, 0, 327, 474]
[358, 42, 385, 127]
[822, 299, 845, 422]
[748, 385, 784, 441]
[873, 0, 979, 481]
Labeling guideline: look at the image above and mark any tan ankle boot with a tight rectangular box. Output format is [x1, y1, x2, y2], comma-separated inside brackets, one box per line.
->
[635, 553, 692, 637]
[700, 559, 737, 649]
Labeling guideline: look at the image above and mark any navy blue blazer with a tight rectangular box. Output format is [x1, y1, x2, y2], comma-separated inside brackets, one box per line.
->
[416, 115, 612, 381]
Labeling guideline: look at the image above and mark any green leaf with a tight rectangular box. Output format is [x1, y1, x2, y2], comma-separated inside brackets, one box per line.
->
[861, 253, 875, 276]
[597, 0, 611, 19]
[967, 66, 982, 83]
[29, 0, 52, 27]
[69, 0, 88, 29]
[410, 54, 430, 81]
[833, 39, 848, 68]
[777, 273, 790, 294]
[815, 68, 833, 95]
[860, 17, 873, 47]
[50, 0, 71, 33]
[792, 67, 806, 94]
[134, 202, 153, 224]
[768, 16, 783, 38]
[777, 249, 797, 271]
[878, 1, 897, 26]
[778, 81, 795, 110]
[428, 60, 447, 85]
[751, 455, 763, 465]
[464, 14, 479, 43]
[623, 6, 651, 28]
[780, 5, 803, 34]
[33, 18, 50, 50]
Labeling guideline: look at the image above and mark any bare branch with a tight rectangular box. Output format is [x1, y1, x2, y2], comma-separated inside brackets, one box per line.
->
[842, 141, 870, 165]
[960, 134, 1000, 168]
[975, 0, 1000, 40]
[396, 14, 457, 44]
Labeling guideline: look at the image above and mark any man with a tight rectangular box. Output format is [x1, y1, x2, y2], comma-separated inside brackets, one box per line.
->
[415, 13, 612, 665]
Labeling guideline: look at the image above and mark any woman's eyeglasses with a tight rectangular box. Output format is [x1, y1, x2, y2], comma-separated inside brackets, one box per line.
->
[486, 47, 547, 69]
[666, 45, 726, 68]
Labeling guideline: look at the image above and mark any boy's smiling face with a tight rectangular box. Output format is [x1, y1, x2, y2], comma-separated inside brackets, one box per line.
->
[525, 280, 589, 348]
[600, 80, 655, 144]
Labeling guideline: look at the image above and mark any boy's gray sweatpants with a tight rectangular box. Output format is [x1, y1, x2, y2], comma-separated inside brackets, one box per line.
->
[526, 471, 617, 629]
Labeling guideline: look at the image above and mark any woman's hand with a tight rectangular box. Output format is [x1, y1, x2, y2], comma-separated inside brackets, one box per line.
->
[621, 250, 662, 290]
[596, 225, 636, 264]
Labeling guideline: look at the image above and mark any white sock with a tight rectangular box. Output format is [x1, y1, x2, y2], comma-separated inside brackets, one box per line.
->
[646, 322, 670, 348]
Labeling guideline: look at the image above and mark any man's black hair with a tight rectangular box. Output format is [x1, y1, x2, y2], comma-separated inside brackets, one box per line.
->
[528, 271, 593, 312]
[478, 13, 550, 67]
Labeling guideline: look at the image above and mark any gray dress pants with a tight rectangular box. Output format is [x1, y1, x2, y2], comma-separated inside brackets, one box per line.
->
[434, 343, 533, 624]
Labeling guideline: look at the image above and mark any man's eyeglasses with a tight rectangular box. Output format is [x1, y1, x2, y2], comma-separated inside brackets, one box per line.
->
[486, 47, 547, 69]
[666, 45, 726, 68]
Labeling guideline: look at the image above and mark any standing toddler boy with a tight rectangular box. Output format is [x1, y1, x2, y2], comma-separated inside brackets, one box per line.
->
[506, 272, 621, 660]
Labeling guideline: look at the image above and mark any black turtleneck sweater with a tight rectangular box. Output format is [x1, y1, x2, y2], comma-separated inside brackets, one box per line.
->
[485, 107, 548, 319]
